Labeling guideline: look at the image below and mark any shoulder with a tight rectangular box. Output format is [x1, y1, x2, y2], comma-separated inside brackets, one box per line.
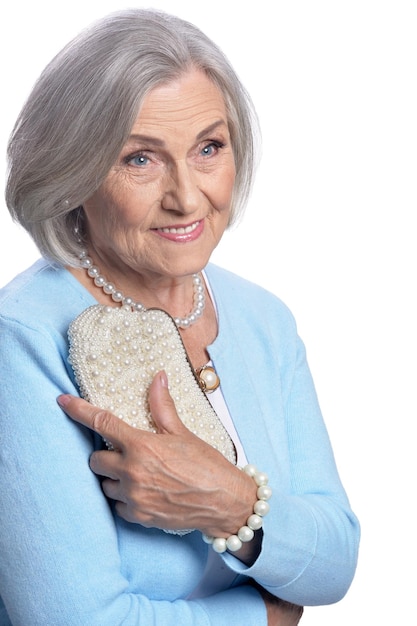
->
[0, 258, 93, 333]
[205, 263, 296, 329]
[1, 258, 60, 309]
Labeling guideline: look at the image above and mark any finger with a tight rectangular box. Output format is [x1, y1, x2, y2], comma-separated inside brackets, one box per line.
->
[100, 477, 125, 502]
[89, 448, 123, 480]
[57, 394, 132, 450]
[113, 500, 135, 524]
[148, 371, 187, 435]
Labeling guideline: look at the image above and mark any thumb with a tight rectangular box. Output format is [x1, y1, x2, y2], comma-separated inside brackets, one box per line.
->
[148, 371, 186, 435]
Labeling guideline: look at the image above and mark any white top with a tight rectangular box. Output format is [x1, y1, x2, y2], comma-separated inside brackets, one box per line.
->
[205, 369, 248, 468]
[187, 275, 249, 598]
[187, 380, 249, 599]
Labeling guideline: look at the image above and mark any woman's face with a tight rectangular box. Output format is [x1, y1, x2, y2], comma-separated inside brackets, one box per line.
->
[83, 69, 236, 282]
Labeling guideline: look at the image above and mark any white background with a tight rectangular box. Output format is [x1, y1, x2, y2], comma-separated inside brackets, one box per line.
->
[1, 1, 416, 623]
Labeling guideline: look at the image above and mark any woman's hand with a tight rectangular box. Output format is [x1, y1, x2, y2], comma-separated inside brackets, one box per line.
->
[263, 595, 303, 626]
[252, 584, 303, 626]
[57, 371, 258, 540]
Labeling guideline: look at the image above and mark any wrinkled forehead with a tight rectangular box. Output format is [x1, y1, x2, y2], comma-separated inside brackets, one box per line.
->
[127, 69, 230, 144]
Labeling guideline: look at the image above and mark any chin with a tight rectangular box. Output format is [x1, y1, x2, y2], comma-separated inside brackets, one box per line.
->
[161, 254, 212, 278]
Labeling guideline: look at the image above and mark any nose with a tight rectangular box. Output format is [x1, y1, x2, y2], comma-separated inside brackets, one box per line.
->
[161, 160, 201, 215]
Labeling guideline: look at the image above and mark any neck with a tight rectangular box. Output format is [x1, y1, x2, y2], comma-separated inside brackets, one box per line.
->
[75, 251, 206, 329]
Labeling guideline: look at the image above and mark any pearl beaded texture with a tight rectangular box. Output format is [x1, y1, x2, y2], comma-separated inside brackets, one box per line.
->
[79, 252, 205, 329]
[68, 303, 236, 465]
[202, 464, 272, 553]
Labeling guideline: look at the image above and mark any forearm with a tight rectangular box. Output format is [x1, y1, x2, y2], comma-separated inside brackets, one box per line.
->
[220, 490, 359, 606]
[0, 322, 268, 625]
[0, 403, 267, 625]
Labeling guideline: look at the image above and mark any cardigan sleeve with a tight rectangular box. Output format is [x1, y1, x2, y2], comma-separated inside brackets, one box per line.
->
[202, 264, 360, 607]
[217, 312, 360, 606]
[221, 332, 360, 605]
[0, 313, 267, 626]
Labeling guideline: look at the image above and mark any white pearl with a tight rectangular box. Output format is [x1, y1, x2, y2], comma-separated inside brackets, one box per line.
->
[238, 526, 254, 542]
[201, 369, 216, 387]
[257, 485, 272, 501]
[226, 535, 242, 552]
[103, 283, 114, 295]
[87, 266, 99, 278]
[111, 291, 123, 303]
[243, 464, 258, 477]
[247, 514, 263, 530]
[254, 471, 269, 487]
[212, 537, 227, 553]
[254, 500, 270, 517]
[94, 276, 106, 287]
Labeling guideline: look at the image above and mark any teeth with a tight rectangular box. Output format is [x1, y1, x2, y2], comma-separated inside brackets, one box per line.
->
[160, 221, 200, 235]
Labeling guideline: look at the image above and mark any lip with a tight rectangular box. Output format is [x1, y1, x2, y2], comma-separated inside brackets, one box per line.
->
[152, 219, 204, 243]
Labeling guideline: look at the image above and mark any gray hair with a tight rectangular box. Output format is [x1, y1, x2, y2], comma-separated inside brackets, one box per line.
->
[5, 8, 260, 267]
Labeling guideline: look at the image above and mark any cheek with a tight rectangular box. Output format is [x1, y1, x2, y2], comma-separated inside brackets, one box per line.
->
[91, 183, 152, 229]
[220, 165, 236, 206]
[209, 160, 236, 207]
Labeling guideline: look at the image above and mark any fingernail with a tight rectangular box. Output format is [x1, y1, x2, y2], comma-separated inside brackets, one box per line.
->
[57, 394, 71, 407]
[159, 370, 168, 388]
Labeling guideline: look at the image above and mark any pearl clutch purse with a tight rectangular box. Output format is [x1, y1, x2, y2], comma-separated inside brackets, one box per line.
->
[68, 304, 236, 465]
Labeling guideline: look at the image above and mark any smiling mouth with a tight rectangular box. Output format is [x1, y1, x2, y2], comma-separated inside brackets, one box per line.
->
[156, 220, 201, 235]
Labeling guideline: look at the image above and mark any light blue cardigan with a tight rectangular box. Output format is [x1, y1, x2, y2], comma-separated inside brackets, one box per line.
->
[0, 259, 360, 625]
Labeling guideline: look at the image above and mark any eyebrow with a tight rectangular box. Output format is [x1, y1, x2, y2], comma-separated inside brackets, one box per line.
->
[196, 120, 227, 140]
[127, 120, 227, 147]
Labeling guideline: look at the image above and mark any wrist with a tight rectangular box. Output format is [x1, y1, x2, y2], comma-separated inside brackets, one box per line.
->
[202, 464, 272, 554]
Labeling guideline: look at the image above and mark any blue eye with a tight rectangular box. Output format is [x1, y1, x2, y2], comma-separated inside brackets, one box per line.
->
[201, 141, 224, 157]
[129, 154, 149, 166]
[202, 144, 214, 156]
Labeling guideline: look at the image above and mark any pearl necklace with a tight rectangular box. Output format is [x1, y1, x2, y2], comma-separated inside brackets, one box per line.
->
[79, 252, 205, 329]
[78, 251, 220, 392]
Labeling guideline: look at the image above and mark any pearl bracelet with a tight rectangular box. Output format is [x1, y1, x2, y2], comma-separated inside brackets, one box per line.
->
[202, 464, 272, 554]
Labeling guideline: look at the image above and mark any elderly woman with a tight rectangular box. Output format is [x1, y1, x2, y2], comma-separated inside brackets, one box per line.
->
[0, 8, 359, 626]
